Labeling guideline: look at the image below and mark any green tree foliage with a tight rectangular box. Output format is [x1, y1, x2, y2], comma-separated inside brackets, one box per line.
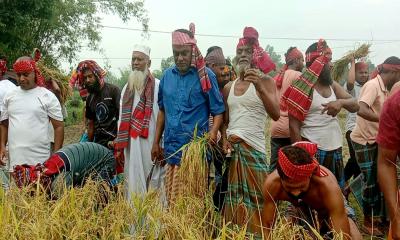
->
[265, 44, 284, 75]
[0, 0, 148, 67]
[160, 56, 175, 72]
[107, 66, 130, 90]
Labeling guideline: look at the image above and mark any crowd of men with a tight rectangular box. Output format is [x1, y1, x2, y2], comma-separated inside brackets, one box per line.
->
[0, 24, 400, 239]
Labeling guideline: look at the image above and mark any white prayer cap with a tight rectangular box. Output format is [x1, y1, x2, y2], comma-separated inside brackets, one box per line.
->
[132, 44, 151, 58]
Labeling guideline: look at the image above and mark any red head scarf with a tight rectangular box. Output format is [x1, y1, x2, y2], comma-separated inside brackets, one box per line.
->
[172, 23, 211, 92]
[0, 59, 7, 76]
[370, 63, 400, 79]
[274, 47, 303, 89]
[236, 27, 276, 74]
[69, 60, 106, 98]
[278, 141, 328, 181]
[13, 50, 45, 87]
[281, 39, 331, 121]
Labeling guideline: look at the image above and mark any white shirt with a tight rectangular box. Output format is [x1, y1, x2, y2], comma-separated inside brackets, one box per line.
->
[119, 79, 165, 198]
[345, 82, 362, 132]
[301, 86, 342, 151]
[0, 79, 17, 112]
[227, 80, 268, 154]
[0, 87, 63, 170]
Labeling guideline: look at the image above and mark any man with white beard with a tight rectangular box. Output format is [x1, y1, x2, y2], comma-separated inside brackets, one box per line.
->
[114, 45, 163, 199]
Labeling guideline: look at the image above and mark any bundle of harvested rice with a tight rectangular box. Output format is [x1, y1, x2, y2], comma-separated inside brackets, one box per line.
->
[37, 61, 72, 104]
[331, 44, 371, 82]
[178, 129, 212, 200]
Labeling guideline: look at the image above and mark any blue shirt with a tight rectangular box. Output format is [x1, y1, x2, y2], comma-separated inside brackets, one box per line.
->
[158, 66, 225, 165]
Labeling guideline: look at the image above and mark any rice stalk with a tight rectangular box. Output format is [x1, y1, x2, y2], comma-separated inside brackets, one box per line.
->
[331, 43, 371, 82]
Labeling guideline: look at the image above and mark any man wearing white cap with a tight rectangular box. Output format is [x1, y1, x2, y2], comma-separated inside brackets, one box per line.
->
[114, 45, 162, 198]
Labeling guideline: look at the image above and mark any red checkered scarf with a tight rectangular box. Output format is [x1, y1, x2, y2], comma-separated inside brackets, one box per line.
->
[0, 59, 7, 76]
[274, 47, 303, 89]
[115, 73, 155, 148]
[370, 63, 400, 79]
[281, 39, 331, 121]
[13, 59, 46, 87]
[278, 141, 328, 181]
[69, 60, 106, 98]
[236, 26, 276, 74]
[172, 23, 211, 92]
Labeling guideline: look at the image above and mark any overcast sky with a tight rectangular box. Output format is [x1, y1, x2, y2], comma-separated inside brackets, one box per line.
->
[65, 0, 400, 75]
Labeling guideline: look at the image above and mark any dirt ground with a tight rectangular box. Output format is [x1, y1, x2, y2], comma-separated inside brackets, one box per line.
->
[64, 124, 83, 145]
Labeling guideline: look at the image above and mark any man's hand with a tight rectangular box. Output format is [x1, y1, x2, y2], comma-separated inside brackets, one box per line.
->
[115, 150, 124, 166]
[0, 146, 6, 166]
[391, 214, 400, 240]
[151, 143, 164, 164]
[222, 138, 233, 155]
[243, 68, 265, 90]
[321, 100, 342, 117]
[209, 130, 218, 145]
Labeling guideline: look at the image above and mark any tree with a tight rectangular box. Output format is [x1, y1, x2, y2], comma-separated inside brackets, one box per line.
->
[107, 66, 130, 90]
[160, 56, 175, 72]
[265, 44, 284, 75]
[0, 0, 148, 67]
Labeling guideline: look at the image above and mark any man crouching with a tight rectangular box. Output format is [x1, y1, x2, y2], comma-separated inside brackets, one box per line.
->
[11, 142, 116, 200]
[262, 141, 361, 240]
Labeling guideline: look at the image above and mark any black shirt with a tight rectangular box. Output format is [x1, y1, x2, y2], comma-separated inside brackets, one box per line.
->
[86, 82, 121, 147]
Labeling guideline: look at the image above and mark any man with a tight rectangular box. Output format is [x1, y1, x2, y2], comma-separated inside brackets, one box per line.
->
[262, 141, 361, 240]
[72, 60, 121, 148]
[0, 56, 64, 172]
[270, 47, 304, 172]
[151, 24, 225, 205]
[12, 142, 116, 199]
[376, 90, 400, 240]
[205, 46, 228, 210]
[114, 45, 162, 198]
[222, 26, 280, 236]
[0, 57, 17, 188]
[283, 40, 359, 189]
[343, 60, 369, 184]
[350, 56, 400, 235]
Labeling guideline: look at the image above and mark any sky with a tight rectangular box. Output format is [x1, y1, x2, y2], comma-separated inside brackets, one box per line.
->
[65, 0, 400, 75]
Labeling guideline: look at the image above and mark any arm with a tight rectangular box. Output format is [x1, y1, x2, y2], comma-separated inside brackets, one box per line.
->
[50, 118, 64, 151]
[261, 191, 278, 240]
[357, 102, 379, 122]
[209, 114, 223, 143]
[151, 110, 165, 162]
[50, 79, 62, 102]
[288, 115, 302, 143]
[331, 81, 359, 113]
[0, 120, 8, 165]
[346, 59, 356, 92]
[87, 119, 95, 141]
[327, 192, 351, 239]
[378, 147, 400, 235]
[221, 82, 232, 153]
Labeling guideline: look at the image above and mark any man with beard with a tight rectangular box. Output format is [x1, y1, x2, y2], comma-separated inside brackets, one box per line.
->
[270, 47, 304, 172]
[222, 26, 280, 237]
[72, 60, 120, 148]
[283, 40, 359, 190]
[350, 56, 400, 235]
[114, 45, 163, 198]
[151, 23, 225, 205]
[343, 60, 369, 189]
[262, 141, 362, 240]
[0, 56, 64, 172]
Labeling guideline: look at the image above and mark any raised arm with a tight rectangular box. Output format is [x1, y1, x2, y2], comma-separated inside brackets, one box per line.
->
[346, 58, 356, 92]
[289, 115, 302, 143]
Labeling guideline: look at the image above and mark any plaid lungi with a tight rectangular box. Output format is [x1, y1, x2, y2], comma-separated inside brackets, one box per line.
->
[165, 164, 182, 206]
[223, 140, 268, 237]
[351, 141, 383, 217]
[316, 148, 345, 189]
